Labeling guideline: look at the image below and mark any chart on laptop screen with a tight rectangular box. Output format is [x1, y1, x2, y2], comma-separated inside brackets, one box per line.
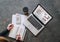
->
[33, 4, 52, 25]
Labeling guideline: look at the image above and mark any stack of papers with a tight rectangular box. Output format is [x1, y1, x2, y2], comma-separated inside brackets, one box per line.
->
[8, 13, 27, 41]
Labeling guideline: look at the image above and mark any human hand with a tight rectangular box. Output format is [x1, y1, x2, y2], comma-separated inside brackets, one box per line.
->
[16, 34, 21, 40]
[7, 23, 14, 31]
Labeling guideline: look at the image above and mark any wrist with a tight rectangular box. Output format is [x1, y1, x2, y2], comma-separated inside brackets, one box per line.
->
[7, 28, 10, 31]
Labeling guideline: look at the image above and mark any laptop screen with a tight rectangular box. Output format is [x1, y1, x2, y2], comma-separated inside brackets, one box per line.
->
[33, 4, 52, 25]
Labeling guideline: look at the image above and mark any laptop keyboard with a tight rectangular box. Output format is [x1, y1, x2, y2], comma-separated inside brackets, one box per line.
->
[28, 15, 43, 30]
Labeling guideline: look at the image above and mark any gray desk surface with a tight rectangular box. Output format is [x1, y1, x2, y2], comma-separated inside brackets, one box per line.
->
[0, 0, 60, 42]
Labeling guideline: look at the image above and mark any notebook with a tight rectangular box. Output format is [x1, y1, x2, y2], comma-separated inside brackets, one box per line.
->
[8, 13, 27, 41]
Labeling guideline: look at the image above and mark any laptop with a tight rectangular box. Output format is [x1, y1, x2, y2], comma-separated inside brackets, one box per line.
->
[24, 4, 52, 36]
[24, 14, 44, 36]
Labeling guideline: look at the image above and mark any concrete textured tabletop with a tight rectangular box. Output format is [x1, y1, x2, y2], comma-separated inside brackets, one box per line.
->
[0, 0, 60, 42]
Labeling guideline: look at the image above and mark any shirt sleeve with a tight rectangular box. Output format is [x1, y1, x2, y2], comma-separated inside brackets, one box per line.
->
[0, 29, 9, 36]
[16, 40, 22, 42]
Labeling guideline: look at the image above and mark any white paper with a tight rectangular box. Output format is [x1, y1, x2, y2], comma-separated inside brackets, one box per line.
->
[12, 14, 21, 25]
[9, 13, 27, 41]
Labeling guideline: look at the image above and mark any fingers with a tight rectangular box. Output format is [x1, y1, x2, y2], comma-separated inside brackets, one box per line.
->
[8, 23, 13, 27]
[16, 34, 21, 40]
[7, 23, 14, 30]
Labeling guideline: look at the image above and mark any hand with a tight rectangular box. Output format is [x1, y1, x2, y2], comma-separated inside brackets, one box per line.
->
[7, 23, 14, 31]
[16, 34, 21, 40]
